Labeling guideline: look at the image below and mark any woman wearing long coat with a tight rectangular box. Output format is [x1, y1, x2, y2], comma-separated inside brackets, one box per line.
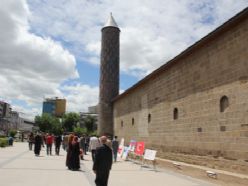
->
[66, 134, 74, 169]
[34, 133, 42, 156]
[71, 136, 80, 170]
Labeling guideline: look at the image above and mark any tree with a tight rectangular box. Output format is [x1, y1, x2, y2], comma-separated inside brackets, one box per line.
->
[73, 126, 87, 136]
[84, 115, 96, 133]
[35, 114, 62, 134]
[35, 114, 53, 132]
[62, 112, 80, 132]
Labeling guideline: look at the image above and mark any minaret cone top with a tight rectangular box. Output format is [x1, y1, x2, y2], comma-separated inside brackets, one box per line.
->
[103, 13, 119, 28]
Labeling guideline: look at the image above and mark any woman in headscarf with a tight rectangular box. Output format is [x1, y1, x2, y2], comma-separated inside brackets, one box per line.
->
[66, 134, 74, 170]
[34, 132, 42, 156]
[71, 136, 80, 170]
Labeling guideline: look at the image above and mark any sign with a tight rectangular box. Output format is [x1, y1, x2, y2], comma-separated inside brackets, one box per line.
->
[117, 138, 125, 157]
[135, 141, 145, 155]
[121, 146, 129, 160]
[128, 140, 136, 152]
[144, 149, 157, 161]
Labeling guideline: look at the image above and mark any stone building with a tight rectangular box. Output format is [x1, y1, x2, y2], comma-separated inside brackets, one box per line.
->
[113, 8, 248, 161]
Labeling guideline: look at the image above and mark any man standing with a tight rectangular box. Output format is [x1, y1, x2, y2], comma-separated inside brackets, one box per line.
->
[55, 135, 62, 155]
[46, 133, 53, 155]
[93, 136, 112, 186]
[89, 135, 100, 161]
[112, 136, 119, 162]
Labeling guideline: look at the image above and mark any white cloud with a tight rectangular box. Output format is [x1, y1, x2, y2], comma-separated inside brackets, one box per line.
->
[27, 0, 248, 77]
[0, 0, 79, 117]
[61, 84, 99, 113]
[1, 0, 248, 119]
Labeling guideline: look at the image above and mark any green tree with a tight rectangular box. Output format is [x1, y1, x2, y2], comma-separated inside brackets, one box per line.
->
[35, 114, 63, 134]
[73, 126, 87, 136]
[35, 114, 53, 132]
[62, 112, 80, 132]
[9, 129, 17, 138]
[84, 115, 96, 133]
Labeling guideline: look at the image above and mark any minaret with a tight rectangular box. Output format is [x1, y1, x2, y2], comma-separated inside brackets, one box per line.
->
[99, 13, 120, 136]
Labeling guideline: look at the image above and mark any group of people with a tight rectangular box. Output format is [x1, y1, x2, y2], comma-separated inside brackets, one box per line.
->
[65, 134, 120, 186]
[27, 132, 62, 156]
[27, 132, 120, 186]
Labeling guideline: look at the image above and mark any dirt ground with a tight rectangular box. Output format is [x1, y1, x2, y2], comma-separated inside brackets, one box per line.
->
[156, 159, 248, 186]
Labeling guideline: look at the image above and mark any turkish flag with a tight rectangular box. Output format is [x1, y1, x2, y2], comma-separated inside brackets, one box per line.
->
[135, 142, 145, 155]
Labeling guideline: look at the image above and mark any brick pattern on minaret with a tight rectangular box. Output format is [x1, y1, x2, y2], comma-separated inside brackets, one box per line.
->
[99, 26, 120, 136]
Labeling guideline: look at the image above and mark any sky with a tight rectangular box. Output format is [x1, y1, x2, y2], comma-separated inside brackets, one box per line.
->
[0, 0, 247, 120]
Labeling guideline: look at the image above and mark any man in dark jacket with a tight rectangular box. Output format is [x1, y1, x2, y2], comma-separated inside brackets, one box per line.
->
[93, 136, 112, 186]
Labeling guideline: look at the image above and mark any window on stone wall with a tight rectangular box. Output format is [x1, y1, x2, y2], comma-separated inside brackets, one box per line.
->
[132, 118, 134, 126]
[148, 114, 151, 123]
[220, 96, 229, 112]
[173, 108, 178, 120]
[121, 120, 123, 128]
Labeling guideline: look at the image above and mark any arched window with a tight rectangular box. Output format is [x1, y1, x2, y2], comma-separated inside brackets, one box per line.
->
[148, 114, 151, 123]
[132, 118, 134, 126]
[220, 96, 229, 112]
[173, 108, 178, 120]
[121, 120, 124, 128]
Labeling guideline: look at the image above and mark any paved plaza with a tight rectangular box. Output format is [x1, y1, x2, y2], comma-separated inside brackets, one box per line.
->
[0, 142, 218, 186]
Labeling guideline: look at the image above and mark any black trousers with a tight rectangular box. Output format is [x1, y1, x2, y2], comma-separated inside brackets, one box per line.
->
[91, 150, 96, 161]
[46, 144, 52, 155]
[95, 170, 110, 186]
[55, 144, 60, 155]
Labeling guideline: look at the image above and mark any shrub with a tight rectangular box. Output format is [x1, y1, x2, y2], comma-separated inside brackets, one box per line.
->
[9, 130, 17, 138]
[0, 138, 8, 147]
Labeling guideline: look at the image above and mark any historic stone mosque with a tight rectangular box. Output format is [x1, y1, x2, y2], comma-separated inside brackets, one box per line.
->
[98, 8, 248, 170]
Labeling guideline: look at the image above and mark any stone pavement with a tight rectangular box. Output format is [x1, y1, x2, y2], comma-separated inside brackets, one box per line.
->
[0, 142, 217, 186]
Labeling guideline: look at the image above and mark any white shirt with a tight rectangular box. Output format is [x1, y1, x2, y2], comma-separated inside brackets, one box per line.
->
[89, 136, 101, 150]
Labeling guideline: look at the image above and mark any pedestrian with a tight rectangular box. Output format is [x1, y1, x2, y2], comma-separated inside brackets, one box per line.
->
[71, 136, 80, 170]
[112, 136, 119, 162]
[28, 132, 34, 150]
[55, 135, 62, 155]
[66, 134, 74, 170]
[63, 134, 69, 151]
[89, 135, 101, 162]
[46, 133, 53, 155]
[93, 136, 113, 186]
[80, 135, 87, 155]
[34, 133, 42, 156]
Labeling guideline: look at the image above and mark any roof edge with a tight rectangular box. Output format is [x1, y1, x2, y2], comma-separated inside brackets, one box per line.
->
[113, 7, 248, 102]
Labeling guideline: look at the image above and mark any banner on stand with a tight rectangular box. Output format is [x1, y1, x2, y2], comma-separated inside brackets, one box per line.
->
[122, 146, 129, 160]
[117, 138, 125, 157]
[144, 149, 157, 161]
[135, 141, 145, 156]
[128, 140, 136, 152]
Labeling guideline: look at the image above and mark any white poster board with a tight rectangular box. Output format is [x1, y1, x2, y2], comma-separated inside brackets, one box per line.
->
[121, 146, 129, 160]
[117, 138, 125, 157]
[144, 149, 157, 161]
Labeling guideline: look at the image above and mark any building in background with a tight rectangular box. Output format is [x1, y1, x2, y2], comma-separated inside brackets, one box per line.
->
[0, 101, 34, 135]
[79, 105, 98, 130]
[42, 97, 66, 117]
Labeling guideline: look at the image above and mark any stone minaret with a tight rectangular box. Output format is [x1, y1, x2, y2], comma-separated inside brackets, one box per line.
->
[99, 13, 120, 136]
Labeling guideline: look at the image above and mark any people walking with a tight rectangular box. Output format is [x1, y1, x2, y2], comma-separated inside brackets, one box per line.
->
[93, 136, 113, 186]
[63, 134, 69, 151]
[28, 132, 34, 150]
[89, 135, 101, 162]
[46, 133, 53, 155]
[70, 136, 80, 170]
[55, 135, 62, 155]
[66, 134, 74, 170]
[79, 135, 87, 155]
[34, 133, 42, 156]
[112, 136, 119, 162]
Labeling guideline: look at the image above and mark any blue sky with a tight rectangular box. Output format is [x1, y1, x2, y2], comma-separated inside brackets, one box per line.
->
[0, 0, 247, 120]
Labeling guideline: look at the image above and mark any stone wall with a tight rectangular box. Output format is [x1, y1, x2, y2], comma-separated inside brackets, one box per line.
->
[113, 12, 248, 160]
